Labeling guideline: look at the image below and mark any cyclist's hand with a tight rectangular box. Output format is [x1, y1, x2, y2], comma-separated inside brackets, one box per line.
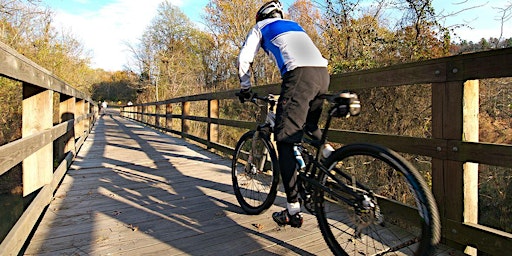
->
[238, 88, 253, 103]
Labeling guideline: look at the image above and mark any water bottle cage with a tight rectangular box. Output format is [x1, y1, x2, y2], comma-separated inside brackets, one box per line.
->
[330, 92, 361, 118]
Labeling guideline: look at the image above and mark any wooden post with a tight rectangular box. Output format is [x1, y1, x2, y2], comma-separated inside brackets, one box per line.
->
[208, 100, 219, 148]
[432, 79, 479, 254]
[182, 101, 190, 138]
[57, 95, 76, 160]
[75, 99, 85, 140]
[142, 105, 147, 124]
[156, 104, 164, 129]
[166, 103, 173, 130]
[150, 105, 155, 126]
[431, 81, 462, 248]
[22, 84, 53, 196]
[155, 104, 160, 128]
[84, 101, 90, 133]
[462, 80, 479, 255]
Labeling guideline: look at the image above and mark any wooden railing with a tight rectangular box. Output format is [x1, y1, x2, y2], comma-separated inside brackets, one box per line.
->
[0, 42, 97, 254]
[121, 48, 512, 255]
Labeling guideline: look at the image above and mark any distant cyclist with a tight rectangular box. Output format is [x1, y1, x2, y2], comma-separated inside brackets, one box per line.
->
[237, 0, 329, 227]
[101, 100, 108, 115]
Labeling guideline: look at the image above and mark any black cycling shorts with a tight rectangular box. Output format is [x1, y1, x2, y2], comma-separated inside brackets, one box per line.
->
[274, 67, 329, 143]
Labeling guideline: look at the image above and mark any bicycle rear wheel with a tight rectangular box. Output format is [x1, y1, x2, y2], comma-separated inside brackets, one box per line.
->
[316, 143, 440, 256]
[232, 130, 279, 215]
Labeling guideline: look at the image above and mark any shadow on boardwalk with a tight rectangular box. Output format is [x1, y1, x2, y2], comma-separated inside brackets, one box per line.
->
[22, 110, 328, 255]
[23, 110, 465, 256]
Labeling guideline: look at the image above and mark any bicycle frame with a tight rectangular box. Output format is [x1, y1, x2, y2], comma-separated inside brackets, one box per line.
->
[235, 92, 440, 255]
[298, 112, 372, 209]
[248, 93, 370, 209]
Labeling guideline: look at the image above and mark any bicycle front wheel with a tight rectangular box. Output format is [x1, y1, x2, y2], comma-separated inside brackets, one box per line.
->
[232, 130, 279, 215]
[316, 143, 440, 256]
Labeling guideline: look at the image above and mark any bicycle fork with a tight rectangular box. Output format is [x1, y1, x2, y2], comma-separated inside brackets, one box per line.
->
[246, 131, 268, 175]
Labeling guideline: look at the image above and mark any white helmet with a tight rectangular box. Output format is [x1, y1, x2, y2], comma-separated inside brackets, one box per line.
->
[256, 0, 283, 22]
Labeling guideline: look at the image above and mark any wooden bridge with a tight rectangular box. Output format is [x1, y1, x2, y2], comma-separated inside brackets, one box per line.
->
[0, 42, 511, 255]
[21, 110, 464, 255]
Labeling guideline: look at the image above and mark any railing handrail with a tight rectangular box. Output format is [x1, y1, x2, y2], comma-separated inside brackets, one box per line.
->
[121, 47, 512, 255]
[0, 41, 97, 254]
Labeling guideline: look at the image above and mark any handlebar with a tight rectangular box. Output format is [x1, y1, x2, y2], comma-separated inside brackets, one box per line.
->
[236, 92, 276, 104]
[236, 91, 360, 117]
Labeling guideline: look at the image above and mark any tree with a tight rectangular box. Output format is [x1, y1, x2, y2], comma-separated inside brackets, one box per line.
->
[0, 0, 95, 92]
[92, 71, 138, 103]
[395, 0, 448, 60]
[318, 0, 449, 73]
[203, 0, 281, 89]
[0, 0, 97, 196]
[494, 2, 512, 47]
[288, 0, 327, 58]
[129, 1, 208, 101]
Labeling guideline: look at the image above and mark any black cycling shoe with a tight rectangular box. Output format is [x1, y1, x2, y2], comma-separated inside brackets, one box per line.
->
[272, 210, 303, 228]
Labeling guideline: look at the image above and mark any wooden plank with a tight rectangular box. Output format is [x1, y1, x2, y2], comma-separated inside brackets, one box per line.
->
[0, 130, 51, 176]
[330, 47, 512, 91]
[443, 219, 512, 255]
[326, 130, 446, 158]
[431, 82, 446, 224]
[132, 47, 512, 107]
[22, 84, 53, 196]
[182, 101, 190, 137]
[330, 61, 446, 91]
[208, 99, 219, 147]
[57, 96, 76, 161]
[75, 99, 85, 143]
[0, 118, 73, 176]
[0, 152, 72, 255]
[0, 41, 90, 101]
[166, 103, 173, 129]
[0, 184, 52, 255]
[22, 113, 461, 256]
[448, 141, 512, 168]
[462, 80, 478, 242]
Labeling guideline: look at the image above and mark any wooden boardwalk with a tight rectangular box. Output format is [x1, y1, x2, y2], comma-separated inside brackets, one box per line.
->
[23, 110, 465, 256]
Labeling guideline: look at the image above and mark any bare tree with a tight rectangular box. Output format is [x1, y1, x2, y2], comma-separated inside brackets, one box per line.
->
[494, 1, 512, 47]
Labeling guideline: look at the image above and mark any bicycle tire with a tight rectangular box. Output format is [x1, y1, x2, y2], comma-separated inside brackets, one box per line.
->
[232, 130, 279, 215]
[315, 143, 441, 256]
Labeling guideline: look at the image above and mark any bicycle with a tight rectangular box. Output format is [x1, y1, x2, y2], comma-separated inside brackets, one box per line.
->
[231, 92, 441, 256]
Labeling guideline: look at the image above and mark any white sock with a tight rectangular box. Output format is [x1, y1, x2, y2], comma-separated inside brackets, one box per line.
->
[287, 202, 301, 215]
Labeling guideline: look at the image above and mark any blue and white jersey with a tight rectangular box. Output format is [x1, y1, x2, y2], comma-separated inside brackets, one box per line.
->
[238, 18, 328, 89]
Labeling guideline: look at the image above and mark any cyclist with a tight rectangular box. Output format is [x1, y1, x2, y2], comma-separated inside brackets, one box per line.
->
[237, 0, 329, 228]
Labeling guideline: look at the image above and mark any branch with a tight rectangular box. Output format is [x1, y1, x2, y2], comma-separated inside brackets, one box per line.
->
[493, 1, 512, 46]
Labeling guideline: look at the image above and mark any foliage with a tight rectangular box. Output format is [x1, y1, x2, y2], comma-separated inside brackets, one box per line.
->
[204, 0, 280, 89]
[92, 71, 138, 103]
[320, 0, 449, 73]
[452, 37, 512, 54]
[0, 0, 98, 93]
[0, 0, 101, 197]
[127, 1, 212, 101]
[0, 78, 22, 146]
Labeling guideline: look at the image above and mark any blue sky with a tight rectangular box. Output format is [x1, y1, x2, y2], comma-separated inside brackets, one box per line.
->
[42, 0, 512, 71]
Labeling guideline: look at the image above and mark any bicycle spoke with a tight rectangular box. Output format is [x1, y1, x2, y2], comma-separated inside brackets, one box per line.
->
[232, 131, 279, 215]
[316, 144, 439, 255]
